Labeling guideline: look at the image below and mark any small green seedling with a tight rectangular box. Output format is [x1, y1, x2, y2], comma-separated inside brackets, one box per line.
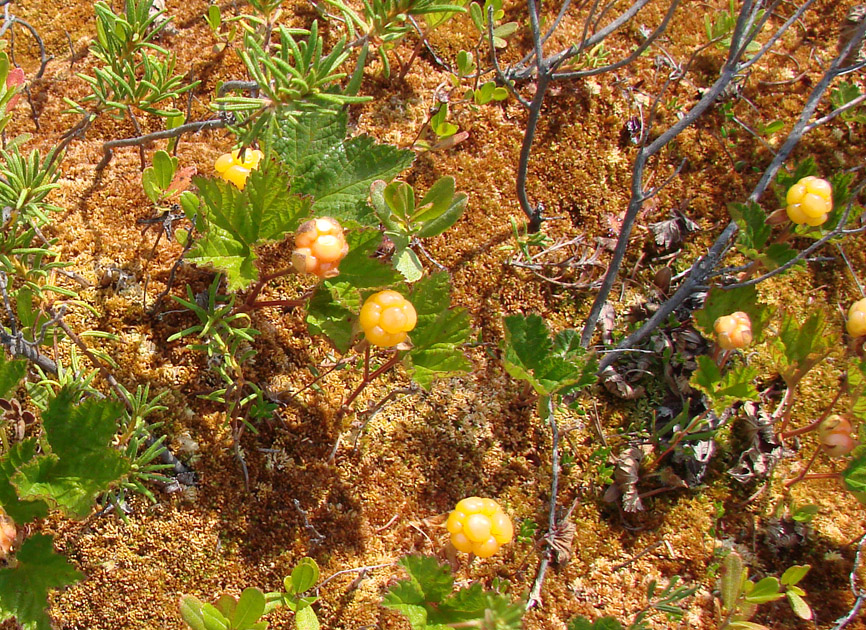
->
[180, 588, 269, 630]
[467, 81, 508, 106]
[370, 176, 468, 281]
[264, 558, 321, 630]
[717, 552, 811, 629]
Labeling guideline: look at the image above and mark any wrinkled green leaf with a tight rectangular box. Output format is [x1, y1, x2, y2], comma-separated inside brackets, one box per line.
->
[187, 164, 311, 290]
[0, 351, 26, 399]
[0, 440, 48, 524]
[406, 273, 471, 389]
[0, 534, 82, 630]
[502, 314, 597, 397]
[11, 388, 130, 518]
[691, 356, 759, 414]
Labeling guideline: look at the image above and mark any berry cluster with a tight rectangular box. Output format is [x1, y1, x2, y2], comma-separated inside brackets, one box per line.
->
[292, 218, 349, 279]
[214, 148, 264, 190]
[446, 497, 513, 558]
[818, 415, 859, 458]
[785, 176, 833, 227]
[847, 298, 866, 338]
[359, 290, 417, 348]
[713, 311, 753, 350]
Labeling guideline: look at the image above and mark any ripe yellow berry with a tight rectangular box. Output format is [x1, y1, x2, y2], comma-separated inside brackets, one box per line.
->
[447, 497, 513, 557]
[818, 415, 858, 458]
[359, 290, 417, 348]
[214, 148, 264, 190]
[847, 298, 866, 338]
[292, 218, 349, 279]
[713, 311, 753, 351]
[785, 176, 832, 226]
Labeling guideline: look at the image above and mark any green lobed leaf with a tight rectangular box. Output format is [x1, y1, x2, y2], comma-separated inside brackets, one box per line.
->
[0, 440, 48, 524]
[271, 110, 414, 226]
[501, 314, 596, 397]
[406, 273, 471, 389]
[0, 534, 82, 630]
[773, 311, 829, 377]
[843, 452, 866, 493]
[758, 242, 799, 271]
[305, 284, 355, 353]
[293, 136, 414, 225]
[12, 388, 130, 517]
[729, 201, 770, 258]
[394, 555, 454, 604]
[691, 356, 759, 414]
[0, 351, 26, 399]
[334, 230, 403, 289]
[849, 358, 866, 421]
[186, 164, 311, 291]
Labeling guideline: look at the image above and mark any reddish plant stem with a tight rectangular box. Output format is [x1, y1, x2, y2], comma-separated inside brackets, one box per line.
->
[242, 267, 297, 310]
[649, 410, 708, 470]
[781, 389, 843, 439]
[784, 447, 823, 489]
[341, 352, 401, 414]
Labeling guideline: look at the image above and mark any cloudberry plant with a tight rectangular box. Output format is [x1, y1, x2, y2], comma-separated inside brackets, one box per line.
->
[359, 290, 417, 347]
[818, 415, 859, 458]
[713, 311, 753, 351]
[292, 218, 349, 279]
[785, 176, 832, 227]
[446, 497, 513, 558]
[847, 298, 866, 338]
[214, 148, 263, 190]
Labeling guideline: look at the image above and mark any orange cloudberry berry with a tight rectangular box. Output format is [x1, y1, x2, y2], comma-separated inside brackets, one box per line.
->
[359, 290, 417, 348]
[292, 218, 349, 279]
[713, 311, 753, 351]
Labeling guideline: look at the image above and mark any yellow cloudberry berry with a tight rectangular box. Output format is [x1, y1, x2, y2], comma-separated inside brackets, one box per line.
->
[847, 298, 866, 338]
[713, 311, 753, 351]
[785, 176, 832, 226]
[292, 218, 349, 279]
[214, 148, 264, 190]
[359, 291, 417, 348]
[446, 497, 513, 557]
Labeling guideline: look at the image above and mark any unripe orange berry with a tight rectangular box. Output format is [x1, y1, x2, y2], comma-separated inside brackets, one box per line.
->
[713, 311, 753, 350]
[446, 497, 513, 557]
[292, 218, 349, 279]
[847, 298, 866, 338]
[819, 415, 858, 458]
[785, 176, 832, 226]
[359, 291, 417, 348]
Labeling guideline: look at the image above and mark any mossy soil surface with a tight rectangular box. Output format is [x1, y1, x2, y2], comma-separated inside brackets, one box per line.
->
[1, 0, 865, 628]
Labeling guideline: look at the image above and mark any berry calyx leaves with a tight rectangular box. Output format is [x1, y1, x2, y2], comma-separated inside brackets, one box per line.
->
[847, 298, 866, 338]
[447, 497, 513, 558]
[359, 290, 417, 347]
[292, 217, 349, 279]
[786, 176, 832, 226]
